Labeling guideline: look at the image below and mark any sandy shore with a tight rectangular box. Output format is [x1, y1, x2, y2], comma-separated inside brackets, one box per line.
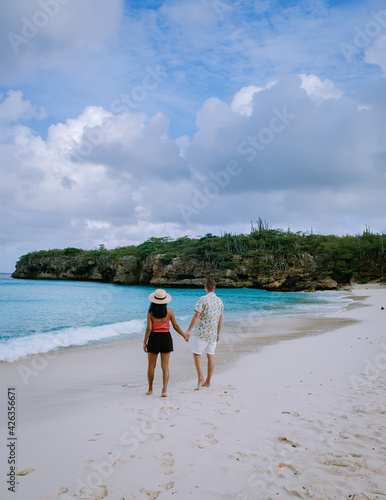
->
[1, 285, 385, 499]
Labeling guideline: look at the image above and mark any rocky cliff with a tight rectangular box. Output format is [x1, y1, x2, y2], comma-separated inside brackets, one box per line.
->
[12, 253, 341, 291]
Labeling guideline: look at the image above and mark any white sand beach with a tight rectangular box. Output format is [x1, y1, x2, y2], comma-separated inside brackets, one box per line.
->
[1, 284, 386, 500]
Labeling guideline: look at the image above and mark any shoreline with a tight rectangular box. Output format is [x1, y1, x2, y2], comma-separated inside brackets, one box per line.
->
[0, 279, 353, 364]
[1, 284, 385, 499]
[0, 311, 357, 422]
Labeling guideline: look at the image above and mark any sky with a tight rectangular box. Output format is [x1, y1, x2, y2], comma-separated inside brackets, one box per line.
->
[0, 0, 386, 271]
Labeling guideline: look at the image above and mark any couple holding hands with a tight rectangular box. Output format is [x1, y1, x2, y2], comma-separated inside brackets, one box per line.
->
[143, 279, 224, 397]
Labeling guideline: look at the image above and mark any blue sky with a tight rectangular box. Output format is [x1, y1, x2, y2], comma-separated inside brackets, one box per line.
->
[0, 0, 385, 270]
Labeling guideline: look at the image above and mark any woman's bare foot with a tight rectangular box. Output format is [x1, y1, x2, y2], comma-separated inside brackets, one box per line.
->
[195, 377, 205, 390]
[202, 381, 210, 388]
[146, 389, 153, 395]
[161, 388, 167, 397]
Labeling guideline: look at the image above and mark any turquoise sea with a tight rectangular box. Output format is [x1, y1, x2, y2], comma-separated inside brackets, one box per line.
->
[0, 273, 352, 362]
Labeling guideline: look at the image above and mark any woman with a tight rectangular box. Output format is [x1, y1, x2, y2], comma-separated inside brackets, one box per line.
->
[143, 289, 188, 397]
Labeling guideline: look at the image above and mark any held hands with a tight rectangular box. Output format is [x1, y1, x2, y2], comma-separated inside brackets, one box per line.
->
[184, 331, 190, 342]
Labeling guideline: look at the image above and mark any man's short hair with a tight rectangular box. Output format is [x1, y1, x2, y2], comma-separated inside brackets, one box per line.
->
[205, 279, 216, 292]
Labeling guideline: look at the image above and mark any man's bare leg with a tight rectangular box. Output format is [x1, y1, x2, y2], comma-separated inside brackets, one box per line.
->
[160, 352, 171, 397]
[203, 353, 214, 387]
[147, 353, 158, 394]
[193, 353, 205, 390]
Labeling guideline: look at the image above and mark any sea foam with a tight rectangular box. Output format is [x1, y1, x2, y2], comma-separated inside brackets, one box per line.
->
[0, 319, 145, 363]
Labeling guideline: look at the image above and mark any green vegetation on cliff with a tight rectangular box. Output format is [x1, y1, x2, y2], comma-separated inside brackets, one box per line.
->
[15, 220, 385, 285]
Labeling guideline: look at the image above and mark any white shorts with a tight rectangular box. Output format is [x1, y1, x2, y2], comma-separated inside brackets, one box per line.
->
[191, 335, 217, 356]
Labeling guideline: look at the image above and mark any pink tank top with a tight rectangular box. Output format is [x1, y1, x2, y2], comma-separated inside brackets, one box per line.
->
[151, 320, 170, 333]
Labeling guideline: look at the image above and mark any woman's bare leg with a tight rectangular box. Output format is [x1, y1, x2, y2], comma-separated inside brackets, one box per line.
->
[160, 352, 171, 397]
[147, 353, 158, 394]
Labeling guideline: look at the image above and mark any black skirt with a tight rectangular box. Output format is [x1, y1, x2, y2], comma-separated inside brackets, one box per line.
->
[147, 331, 174, 354]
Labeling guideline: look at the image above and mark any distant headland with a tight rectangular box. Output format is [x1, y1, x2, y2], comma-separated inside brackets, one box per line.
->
[12, 221, 386, 292]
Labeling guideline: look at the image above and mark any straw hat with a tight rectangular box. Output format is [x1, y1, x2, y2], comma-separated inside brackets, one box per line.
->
[148, 289, 172, 304]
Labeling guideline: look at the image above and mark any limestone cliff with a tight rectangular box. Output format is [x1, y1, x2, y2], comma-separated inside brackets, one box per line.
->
[12, 254, 140, 285]
[12, 253, 340, 291]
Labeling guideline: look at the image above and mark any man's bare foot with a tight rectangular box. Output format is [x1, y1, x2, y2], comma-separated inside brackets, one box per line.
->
[202, 382, 210, 387]
[161, 389, 167, 397]
[146, 389, 153, 395]
[195, 377, 205, 390]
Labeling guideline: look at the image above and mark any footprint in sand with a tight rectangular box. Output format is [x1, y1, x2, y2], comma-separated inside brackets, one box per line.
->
[212, 390, 243, 415]
[81, 459, 94, 471]
[150, 433, 164, 441]
[199, 420, 218, 431]
[16, 468, 35, 476]
[113, 457, 126, 466]
[158, 405, 180, 420]
[139, 478, 175, 497]
[232, 451, 254, 463]
[140, 489, 161, 499]
[160, 480, 175, 491]
[193, 432, 218, 449]
[41, 487, 70, 500]
[278, 436, 298, 448]
[91, 485, 108, 500]
[78, 484, 108, 500]
[214, 405, 240, 416]
[160, 451, 174, 475]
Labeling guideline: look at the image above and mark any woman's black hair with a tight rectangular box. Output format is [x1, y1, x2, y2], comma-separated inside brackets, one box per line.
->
[149, 302, 168, 319]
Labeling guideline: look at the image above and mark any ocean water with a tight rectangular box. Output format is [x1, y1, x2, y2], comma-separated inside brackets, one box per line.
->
[0, 274, 352, 362]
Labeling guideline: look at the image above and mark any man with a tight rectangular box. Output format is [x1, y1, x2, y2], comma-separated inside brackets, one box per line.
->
[186, 279, 224, 390]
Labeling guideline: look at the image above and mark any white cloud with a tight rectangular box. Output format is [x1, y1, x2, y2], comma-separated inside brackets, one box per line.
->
[0, 90, 46, 122]
[46, 106, 116, 154]
[1, 2, 386, 271]
[86, 220, 111, 230]
[0, 99, 197, 268]
[299, 74, 342, 102]
[182, 75, 386, 230]
[231, 85, 264, 117]
[2, 77, 385, 260]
